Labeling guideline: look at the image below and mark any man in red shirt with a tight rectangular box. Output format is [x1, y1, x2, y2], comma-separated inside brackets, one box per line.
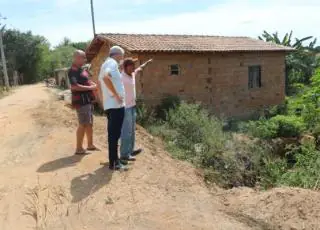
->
[68, 50, 97, 155]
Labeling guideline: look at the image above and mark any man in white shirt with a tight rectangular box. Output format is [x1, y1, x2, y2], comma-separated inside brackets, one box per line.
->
[120, 58, 152, 162]
[98, 46, 126, 170]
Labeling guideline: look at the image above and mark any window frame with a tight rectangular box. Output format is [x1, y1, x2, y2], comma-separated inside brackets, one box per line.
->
[169, 64, 180, 76]
[248, 65, 262, 89]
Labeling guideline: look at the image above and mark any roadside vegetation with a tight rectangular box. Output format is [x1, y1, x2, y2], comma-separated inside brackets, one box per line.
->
[0, 86, 10, 99]
[137, 31, 320, 190]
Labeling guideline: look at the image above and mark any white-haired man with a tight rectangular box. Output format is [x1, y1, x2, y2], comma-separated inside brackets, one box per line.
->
[98, 46, 127, 170]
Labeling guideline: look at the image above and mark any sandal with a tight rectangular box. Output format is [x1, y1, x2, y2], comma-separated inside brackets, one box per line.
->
[87, 146, 100, 151]
[75, 149, 87, 155]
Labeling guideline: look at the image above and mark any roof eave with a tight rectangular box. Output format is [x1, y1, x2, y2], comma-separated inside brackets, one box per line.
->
[130, 49, 295, 53]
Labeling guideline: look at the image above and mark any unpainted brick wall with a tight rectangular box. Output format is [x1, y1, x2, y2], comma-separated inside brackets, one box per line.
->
[136, 52, 286, 117]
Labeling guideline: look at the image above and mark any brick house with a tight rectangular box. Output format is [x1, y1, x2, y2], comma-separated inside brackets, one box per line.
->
[85, 33, 293, 117]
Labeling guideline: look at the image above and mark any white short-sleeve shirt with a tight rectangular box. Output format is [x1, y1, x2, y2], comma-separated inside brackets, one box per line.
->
[98, 57, 125, 110]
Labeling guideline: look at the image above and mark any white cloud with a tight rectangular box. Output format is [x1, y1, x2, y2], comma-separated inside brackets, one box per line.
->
[31, 0, 320, 45]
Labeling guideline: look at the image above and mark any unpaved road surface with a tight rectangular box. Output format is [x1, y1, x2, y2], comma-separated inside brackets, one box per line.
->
[0, 84, 320, 230]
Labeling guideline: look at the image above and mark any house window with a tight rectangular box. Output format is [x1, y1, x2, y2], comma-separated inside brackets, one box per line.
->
[170, 64, 180, 75]
[248, 65, 262, 89]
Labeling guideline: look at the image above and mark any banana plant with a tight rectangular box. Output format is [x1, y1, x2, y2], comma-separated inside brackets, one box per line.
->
[259, 30, 319, 86]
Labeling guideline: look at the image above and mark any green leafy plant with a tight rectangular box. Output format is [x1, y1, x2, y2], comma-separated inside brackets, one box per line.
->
[155, 95, 181, 120]
[136, 99, 156, 126]
[280, 144, 320, 189]
[259, 157, 288, 189]
[270, 115, 305, 137]
[239, 118, 279, 139]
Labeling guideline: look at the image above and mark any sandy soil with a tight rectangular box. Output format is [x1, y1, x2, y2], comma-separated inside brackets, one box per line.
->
[0, 84, 319, 230]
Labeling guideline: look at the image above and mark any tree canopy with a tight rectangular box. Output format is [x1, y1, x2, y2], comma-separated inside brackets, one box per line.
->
[2, 29, 51, 83]
[1, 29, 89, 84]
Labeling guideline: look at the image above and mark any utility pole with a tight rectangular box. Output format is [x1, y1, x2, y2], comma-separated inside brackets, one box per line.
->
[0, 14, 9, 88]
[90, 0, 96, 37]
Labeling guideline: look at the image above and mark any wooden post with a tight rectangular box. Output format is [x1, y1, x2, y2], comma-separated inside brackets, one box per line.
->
[13, 70, 18, 86]
[0, 29, 9, 88]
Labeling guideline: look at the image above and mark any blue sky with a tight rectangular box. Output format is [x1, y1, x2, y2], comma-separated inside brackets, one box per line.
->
[0, 0, 319, 46]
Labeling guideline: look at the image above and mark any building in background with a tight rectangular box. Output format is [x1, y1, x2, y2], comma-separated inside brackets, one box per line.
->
[54, 68, 70, 89]
[86, 33, 293, 118]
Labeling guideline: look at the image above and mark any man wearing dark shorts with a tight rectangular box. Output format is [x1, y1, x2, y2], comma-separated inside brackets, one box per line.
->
[68, 50, 97, 155]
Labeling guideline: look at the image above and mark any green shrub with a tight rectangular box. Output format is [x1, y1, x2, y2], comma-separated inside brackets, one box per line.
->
[259, 157, 288, 189]
[270, 115, 305, 137]
[155, 95, 181, 120]
[136, 99, 156, 126]
[203, 140, 271, 188]
[287, 83, 306, 96]
[266, 100, 288, 117]
[311, 124, 320, 137]
[239, 118, 279, 139]
[286, 95, 306, 116]
[247, 119, 279, 139]
[167, 102, 227, 152]
[157, 102, 275, 188]
[139, 99, 318, 190]
[0, 86, 10, 98]
[301, 103, 320, 129]
[148, 123, 179, 142]
[279, 144, 320, 189]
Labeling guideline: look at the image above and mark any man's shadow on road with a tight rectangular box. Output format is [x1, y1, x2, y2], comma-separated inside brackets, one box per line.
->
[37, 155, 113, 203]
[37, 154, 87, 173]
[70, 164, 113, 203]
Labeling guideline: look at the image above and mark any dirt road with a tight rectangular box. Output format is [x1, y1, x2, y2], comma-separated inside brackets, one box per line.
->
[0, 85, 319, 230]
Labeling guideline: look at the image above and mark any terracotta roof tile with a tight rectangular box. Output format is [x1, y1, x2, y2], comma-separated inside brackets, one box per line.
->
[97, 33, 294, 53]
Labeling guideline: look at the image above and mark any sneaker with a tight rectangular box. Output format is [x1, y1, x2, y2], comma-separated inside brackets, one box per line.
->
[120, 155, 136, 161]
[119, 159, 129, 165]
[131, 149, 143, 156]
[109, 162, 128, 171]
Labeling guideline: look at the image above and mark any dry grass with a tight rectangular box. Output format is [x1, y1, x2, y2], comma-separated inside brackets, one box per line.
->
[22, 184, 49, 230]
[22, 179, 69, 230]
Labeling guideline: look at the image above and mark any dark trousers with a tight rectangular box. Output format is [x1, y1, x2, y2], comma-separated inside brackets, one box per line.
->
[105, 107, 125, 167]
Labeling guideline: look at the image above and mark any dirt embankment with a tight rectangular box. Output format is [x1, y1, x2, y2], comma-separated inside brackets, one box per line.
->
[0, 84, 319, 230]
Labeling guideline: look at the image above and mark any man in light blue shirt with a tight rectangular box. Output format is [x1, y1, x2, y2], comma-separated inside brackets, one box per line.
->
[98, 46, 127, 170]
